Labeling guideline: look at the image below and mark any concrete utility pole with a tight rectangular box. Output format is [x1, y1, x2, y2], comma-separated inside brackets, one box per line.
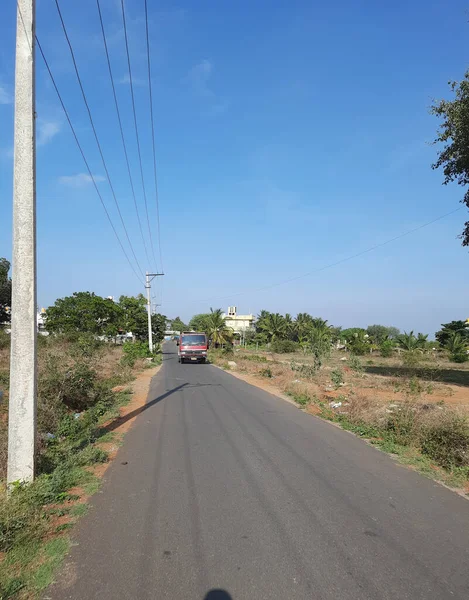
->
[8, 0, 37, 485]
[145, 272, 163, 353]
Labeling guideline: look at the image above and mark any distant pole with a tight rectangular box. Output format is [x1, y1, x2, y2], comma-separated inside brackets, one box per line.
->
[8, 0, 37, 485]
[145, 271, 164, 353]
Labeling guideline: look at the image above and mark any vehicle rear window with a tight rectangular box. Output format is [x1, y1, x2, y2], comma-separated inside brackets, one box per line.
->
[181, 334, 206, 345]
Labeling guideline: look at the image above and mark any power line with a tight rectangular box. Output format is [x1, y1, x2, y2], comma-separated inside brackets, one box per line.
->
[120, 0, 159, 273]
[201, 207, 463, 303]
[53, 0, 145, 279]
[35, 37, 144, 285]
[144, 0, 164, 272]
[96, 0, 151, 269]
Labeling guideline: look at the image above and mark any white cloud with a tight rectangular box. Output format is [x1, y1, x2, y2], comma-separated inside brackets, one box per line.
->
[186, 59, 213, 97]
[37, 119, 61, 147]
[0, 85, 12, 105]
[185, 59, 228, 115]
[59, 173, 106, 187]
[117, 73, 147, 86]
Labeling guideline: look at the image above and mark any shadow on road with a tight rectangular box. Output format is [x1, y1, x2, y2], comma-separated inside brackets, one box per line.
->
[363, 364, 469, 387]
[103, 383, 188, 432]
[204, 590, 233, 600]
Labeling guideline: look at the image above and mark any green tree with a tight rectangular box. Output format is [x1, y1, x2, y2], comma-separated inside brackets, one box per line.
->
[436, 320, 469, 348]
[431, 71, 469, 246]
[170, 316, 187, 333]
[189, 313, 211, 332]
[205, 308, 233, 346]
[0, 258, 12, 325]
[46, 292, 122, 336]
[118, 294, 148, 339]
[152, 312, 167, 343]
[366, 325, 400, 345]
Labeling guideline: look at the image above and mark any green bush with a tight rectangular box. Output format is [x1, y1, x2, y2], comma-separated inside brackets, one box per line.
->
[380, 339, 395, 358]
[271, 339, 299, 353]
[121, 341, 153, 367]
[384, 405, 417, 445]
[349, 355, 363, 374]
[450, 351, 469, 363]
[260, 367, 272, 378]
[331, 369, 344, 389]
[421, 416, 469, 469]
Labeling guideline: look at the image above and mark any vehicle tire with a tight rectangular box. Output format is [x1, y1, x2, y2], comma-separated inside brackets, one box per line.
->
[200, 358, 206, 364]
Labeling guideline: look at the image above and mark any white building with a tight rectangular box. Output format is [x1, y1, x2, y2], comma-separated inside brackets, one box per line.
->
[222, 306, 255, 334]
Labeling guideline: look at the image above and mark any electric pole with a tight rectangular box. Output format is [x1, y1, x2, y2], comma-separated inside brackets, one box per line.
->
[8, 0, 37, 485]
[145, 271, 163, 353]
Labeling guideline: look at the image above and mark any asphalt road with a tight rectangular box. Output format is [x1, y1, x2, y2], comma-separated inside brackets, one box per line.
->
[48, 342, 469, 600]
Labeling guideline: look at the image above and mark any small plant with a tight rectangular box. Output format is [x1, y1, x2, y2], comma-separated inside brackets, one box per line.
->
[222, 344, 234, 356]
[401, 350, 422, 367]
[121, 341, 155, 367]
[421, 415, 469, 469]
[407, 377, 422, 396]
[331, 369, 344, 389]
[260, 367, 272, 378]
[349, 355, 363, 374]
[290, 361, 318, 379]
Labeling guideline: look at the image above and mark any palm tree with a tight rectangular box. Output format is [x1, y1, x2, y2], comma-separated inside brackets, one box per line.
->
[284, 313, 295, 340]
[397, 331, 419, 351]
[295, 313, 313, 338]
[257, 312, 286, 342]
[206, 308, 233, 346]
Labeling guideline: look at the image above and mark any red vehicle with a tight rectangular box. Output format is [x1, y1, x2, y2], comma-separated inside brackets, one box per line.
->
[178, 332, 209, 364]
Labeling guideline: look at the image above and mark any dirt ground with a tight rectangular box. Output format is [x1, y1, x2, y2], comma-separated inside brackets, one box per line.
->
[228, 348, 469, 415]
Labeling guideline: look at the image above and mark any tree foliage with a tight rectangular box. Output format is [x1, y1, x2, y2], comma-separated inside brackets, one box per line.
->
[366, 324, 400, 344]
[170, 316, 187, 333]
[0, 258, 12, 325]
[118, 295, 147, 339]
[46, 292, 166, 342]
[189, 313, 211, 332]
[435, 320, 469, 348]
[431, 71, 469, 246]
[205, 308, 233, 346]
[46, 292, 122, 337]
[446, 331, 469, 363]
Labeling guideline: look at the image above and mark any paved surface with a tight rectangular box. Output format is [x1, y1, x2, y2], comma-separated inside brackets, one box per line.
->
[48, 343, 469, 600]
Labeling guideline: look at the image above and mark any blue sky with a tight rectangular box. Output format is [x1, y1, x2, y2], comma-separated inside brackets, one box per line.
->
[1, 0, 469, 335]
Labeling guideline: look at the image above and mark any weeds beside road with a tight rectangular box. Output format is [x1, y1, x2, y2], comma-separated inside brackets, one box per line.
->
[0, 334, 161, 599]
[210, 347, 469, 492]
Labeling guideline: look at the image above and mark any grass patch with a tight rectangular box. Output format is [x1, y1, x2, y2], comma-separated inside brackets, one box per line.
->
[69, 503, 88, 518]
[0, 336, 143, 598]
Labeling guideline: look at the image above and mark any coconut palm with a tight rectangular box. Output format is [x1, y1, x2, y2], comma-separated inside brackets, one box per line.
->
[257, 312, 286, 342]
[205, 308, 233, 346]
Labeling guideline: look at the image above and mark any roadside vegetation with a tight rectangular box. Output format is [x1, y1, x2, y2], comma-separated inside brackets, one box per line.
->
[0, 282, 164, 599]
[206, 309, 469, 492]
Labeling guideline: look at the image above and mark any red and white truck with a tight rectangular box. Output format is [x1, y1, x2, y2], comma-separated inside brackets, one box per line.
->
[178, 332, 209, 364]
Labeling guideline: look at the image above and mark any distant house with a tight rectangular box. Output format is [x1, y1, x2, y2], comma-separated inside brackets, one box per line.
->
[222, 306, 255, 334]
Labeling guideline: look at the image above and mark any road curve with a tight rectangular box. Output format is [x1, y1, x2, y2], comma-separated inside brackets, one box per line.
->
[47, 342, 469, 600]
